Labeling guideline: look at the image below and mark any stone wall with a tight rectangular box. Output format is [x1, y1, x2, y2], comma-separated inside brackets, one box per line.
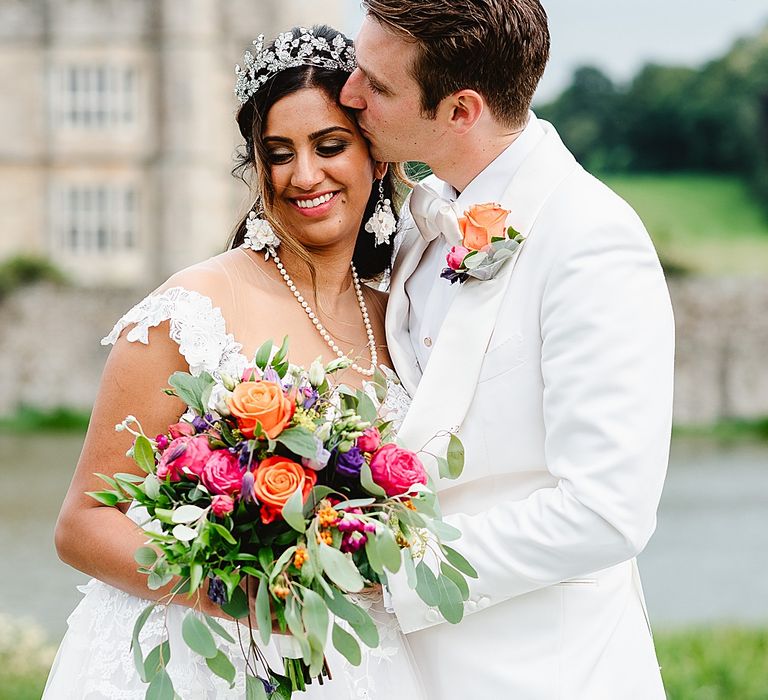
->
[0, 277, 766, 425]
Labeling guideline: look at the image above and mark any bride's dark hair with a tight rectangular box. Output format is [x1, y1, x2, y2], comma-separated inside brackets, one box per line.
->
[230, 24, 404, 283]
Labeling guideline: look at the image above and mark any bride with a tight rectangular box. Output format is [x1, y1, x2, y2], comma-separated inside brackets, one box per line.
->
[44, 25, 424, 699]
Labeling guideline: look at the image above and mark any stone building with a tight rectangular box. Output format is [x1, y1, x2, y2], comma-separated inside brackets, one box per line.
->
[0, 0, 345, 287]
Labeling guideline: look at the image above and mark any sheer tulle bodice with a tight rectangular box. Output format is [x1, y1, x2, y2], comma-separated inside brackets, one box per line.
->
[43, 276, 419, 700]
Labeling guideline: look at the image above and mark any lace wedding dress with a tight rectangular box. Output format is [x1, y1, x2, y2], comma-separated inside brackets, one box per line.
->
[43, 285, 425, 700]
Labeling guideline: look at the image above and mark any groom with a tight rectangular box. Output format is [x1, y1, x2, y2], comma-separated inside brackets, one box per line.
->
[342, 1, 673, 699]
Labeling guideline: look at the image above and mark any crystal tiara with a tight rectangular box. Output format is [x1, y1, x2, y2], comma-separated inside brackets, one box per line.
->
[234, 27, 356, 104]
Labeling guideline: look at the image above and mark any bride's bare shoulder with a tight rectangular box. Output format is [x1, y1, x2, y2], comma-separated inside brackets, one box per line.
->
[155, 248, 260, 307]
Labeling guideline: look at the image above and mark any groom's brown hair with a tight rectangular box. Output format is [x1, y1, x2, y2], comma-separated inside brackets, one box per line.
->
[361, 0, 549, 128]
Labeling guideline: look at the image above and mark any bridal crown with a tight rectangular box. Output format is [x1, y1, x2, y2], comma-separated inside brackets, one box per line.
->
[235, 27, 356, 104]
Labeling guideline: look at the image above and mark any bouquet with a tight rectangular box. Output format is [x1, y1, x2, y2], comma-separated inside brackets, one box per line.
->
[89, 338, 475, 699]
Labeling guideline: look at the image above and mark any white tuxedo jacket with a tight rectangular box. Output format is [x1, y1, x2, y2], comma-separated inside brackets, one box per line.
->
[385, 122, 673, 699]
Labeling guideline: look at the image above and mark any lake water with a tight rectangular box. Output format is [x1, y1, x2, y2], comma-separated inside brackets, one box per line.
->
[0, 433, 766, 643]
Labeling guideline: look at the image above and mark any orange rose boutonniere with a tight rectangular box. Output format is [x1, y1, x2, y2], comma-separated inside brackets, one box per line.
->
[442, 202, 525, 284]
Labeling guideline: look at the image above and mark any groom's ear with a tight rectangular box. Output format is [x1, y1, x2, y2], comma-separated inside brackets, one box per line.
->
[445, 90, 485, 135]
[373, 162, 388, 180]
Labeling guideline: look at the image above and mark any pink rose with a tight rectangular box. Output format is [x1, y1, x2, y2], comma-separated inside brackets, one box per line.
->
[211, 494, 235, 517]
[446, 245, 470, 271]
[356, 427, 381, 453]
[168, 422, 195, 439]
[369, 444, 427, 496]
[156, 435, 213, 482]
[202, 450, 242, 496]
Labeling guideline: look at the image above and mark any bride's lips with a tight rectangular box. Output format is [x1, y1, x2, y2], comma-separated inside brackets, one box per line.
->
[288, 190, 340, 218]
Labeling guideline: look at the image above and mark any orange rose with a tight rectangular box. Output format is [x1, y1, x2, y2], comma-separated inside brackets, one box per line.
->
[227, 380, 294, 439]
[458, 203, 510, 251]
[252, 456, 317, 524]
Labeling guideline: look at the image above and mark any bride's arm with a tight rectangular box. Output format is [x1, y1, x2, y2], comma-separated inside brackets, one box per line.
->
[54, 322, 220, 615]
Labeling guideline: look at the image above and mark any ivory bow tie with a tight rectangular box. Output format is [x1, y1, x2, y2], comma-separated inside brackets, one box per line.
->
[409, 182, 463, 245]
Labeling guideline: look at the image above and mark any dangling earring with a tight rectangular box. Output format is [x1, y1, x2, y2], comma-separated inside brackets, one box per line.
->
[365, 179, 396, 246]
[243, 206, 280, 258]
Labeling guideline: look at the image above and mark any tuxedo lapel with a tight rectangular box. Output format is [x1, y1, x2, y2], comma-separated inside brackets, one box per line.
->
[396, 123, 579, 472]
[385, 220, 430, 396]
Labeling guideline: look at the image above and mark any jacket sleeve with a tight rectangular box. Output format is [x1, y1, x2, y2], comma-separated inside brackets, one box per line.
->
[387, 210, 675, 634]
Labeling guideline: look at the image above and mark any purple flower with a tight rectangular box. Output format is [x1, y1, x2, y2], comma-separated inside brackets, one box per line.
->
[192, 414, 212, 433]
[207, 576, 227, 606]
[260, 678, 277, 694]
[263, 367, 281, 384]
[335, 446, 364, 478]
[301, 386, 319, 410]
[241, 470, 256, 503]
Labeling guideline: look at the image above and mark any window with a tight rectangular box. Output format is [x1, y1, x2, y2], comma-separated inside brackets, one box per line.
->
[52, 65, 138, 128]
[55, 185, 139, 254]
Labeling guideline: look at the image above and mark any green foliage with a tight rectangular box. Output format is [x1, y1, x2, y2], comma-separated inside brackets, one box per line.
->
[0, 255, 67, 302]
[602, 173, 768, 274]
[673, 417, 768, 443]
[0, 405, 90, 433]
[536, 26, 768, 211]
[656, 627, 768, 700]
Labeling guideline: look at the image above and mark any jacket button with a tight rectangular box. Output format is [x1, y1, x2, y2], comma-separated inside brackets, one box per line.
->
[477, 595, 490, 609]
[423, 337, 433, 347]
[425, 608, 440, 623]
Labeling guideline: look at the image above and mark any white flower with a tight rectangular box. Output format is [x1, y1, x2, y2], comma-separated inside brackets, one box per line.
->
[244, 213, 280, 253]
[207, 383, 232, 416]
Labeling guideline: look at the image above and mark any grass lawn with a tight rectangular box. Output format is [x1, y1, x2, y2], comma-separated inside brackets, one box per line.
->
[602, 173, 768, 275]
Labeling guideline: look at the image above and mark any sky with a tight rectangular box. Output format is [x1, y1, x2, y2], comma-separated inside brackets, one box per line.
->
[342, 0, 768, 103]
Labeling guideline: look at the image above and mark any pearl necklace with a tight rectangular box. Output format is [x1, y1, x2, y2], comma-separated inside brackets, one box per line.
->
[272, 254, 378, 377]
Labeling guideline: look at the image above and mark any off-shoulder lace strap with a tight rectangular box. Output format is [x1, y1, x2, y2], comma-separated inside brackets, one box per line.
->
[101, 286, 246, 377]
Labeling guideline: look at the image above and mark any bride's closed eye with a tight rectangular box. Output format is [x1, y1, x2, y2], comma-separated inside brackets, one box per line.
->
[267, 140, 350, 165]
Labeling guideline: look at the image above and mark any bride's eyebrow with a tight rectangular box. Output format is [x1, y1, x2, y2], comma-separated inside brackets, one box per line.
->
[263, 126, 354, 144]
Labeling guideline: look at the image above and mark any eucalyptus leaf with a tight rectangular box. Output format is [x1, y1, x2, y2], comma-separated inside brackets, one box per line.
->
[463, 251, 488, 269]
[323, 588, 379, 648]
[281, 487, 307, 533]
[143, 473, 161, 499]
[436, 574, 465, 624]
[258, 547, 274, 574]
[143, 640, 171, 682]
[334, 498, 376, 510]
[301, 588, 329, 648]
[172, 504, 205, 524]
[205, 614, 236, 644]
[210, 523, 237, 545]
[332, 622, 362, 666]
[256, 576, 272, 646]
[359, 462, 386, 497]
[402, 548, 418, 588]
[189, 562, 203, 593]
[206, 650, 236, 687]
[364, 536, 383, 575]
[181, 612, 217, 659]
[356, 391, 377, 424]
[269, 546, 297, 583]
[114, 472, 146, 483]
[172, 524, 198, 542]
[246, 674, 268, 700]
[415, 561, 441, 606]
[441, 544, 479, 579]
[94, 472, 119, 489]
[318, 543, 365, 592]
[134, 546, 157, 568]
[440, 562, 470, 601]
[221, 585, 249, 619]
[377, 527, 402, 573]
[276, 427, 318, 460]
[168, 371, 215, 416]
[423, 517, 462, 542]
[146, 668, 174, 700]
[131, 603, 156, 681]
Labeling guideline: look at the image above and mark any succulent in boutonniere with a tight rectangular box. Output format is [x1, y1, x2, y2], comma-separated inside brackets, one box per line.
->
[440, 202, 525, 284]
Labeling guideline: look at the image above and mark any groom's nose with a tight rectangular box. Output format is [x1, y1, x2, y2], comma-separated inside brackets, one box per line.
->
[340, 69, 367, 110]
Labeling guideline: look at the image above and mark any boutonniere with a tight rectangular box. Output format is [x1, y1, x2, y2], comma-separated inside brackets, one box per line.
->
[440, 203, 525, 284]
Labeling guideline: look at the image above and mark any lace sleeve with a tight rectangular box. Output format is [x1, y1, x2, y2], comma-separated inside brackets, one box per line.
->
[100, 286, 245, 377]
